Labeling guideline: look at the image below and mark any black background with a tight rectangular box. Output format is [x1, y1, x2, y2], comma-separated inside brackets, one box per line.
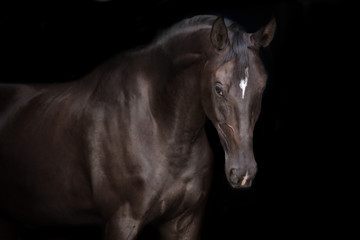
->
[0, 0, 354, 239]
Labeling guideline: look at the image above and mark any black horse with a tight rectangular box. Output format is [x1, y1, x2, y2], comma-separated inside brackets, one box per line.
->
[0, 15, 276, 239]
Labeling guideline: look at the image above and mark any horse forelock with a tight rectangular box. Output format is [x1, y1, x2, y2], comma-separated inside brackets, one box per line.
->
[218, 23, 249, 79]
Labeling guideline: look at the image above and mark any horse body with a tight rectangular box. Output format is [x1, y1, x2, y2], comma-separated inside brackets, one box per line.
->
[0, 15, 275, 239]
[0, 82, 100, 225]
[0, 32, 212, 237]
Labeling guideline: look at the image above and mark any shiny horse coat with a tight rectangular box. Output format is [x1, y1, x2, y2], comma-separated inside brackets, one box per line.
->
[0, 15, 275, 239]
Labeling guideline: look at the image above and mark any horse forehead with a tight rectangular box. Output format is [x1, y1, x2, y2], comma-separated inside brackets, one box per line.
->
[215, 60, 236, 83]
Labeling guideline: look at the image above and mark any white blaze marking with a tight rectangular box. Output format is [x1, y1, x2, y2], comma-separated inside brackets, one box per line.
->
[239, 67, 249, 99]
[241, 171, 249, 186]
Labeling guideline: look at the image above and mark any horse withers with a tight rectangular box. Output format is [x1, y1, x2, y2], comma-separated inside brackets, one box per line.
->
[0, 15, 275, 239]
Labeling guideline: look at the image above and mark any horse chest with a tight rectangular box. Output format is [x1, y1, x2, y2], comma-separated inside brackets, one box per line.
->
[152, 136, 212, 219]
[157, 176, 207, 218]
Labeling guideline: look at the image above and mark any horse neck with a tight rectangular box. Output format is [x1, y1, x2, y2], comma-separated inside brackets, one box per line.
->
[146, 32, 211, 143]
[87, 30, 212, 144]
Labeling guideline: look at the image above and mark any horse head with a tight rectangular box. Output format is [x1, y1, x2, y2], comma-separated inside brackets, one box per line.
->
[201, 16, 276, 188]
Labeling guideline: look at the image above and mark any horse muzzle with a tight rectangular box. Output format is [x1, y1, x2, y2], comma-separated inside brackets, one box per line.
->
[228, 167, 257, 188]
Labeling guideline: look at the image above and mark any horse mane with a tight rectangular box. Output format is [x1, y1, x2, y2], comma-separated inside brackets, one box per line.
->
[155, 15, 237, 44]
[154, 15, 249, 76]
[155, 15, 217, 43]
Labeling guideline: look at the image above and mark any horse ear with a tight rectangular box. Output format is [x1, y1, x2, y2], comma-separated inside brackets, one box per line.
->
[210, 17, 229, 50]
[251, 16, 276, 48]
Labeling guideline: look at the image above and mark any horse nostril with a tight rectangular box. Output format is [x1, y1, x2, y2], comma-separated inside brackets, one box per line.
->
[229, 168, 240, 184]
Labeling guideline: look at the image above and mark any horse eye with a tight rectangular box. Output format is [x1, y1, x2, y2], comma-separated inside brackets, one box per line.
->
[215, 85, 224, 96]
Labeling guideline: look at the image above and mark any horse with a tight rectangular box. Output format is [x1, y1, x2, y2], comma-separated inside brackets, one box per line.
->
[0, 15, 276, 239]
